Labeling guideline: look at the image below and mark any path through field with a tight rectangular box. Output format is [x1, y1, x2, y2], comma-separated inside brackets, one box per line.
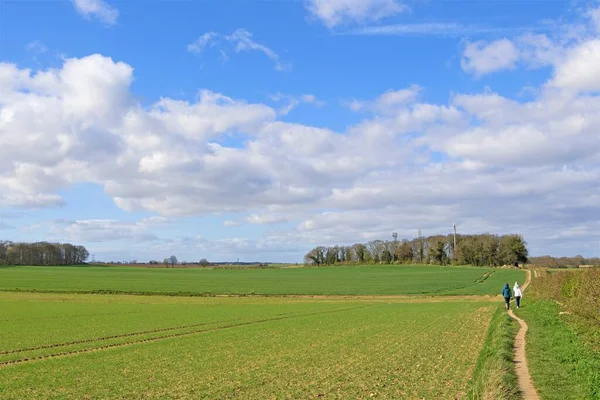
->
[508, 270, 539, 400]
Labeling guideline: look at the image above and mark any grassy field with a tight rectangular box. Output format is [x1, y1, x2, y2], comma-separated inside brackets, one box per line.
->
[0, 265, 525, 296]
[0, 292, 497, 399]
[517, 300, 600, 400]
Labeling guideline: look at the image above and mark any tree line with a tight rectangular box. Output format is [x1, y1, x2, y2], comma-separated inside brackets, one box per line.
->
[0, 241, 89, 266]
[304, 232, 529, 267]
[528, 255, 600, 268]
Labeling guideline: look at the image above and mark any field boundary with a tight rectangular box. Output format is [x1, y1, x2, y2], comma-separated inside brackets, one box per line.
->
[0, 288, 504, 301]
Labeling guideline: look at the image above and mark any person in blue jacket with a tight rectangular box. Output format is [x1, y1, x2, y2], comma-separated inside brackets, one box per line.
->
[502, 283, 512, 310]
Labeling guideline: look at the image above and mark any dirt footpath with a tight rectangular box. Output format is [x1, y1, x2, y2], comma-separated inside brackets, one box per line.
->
[508, 270, 539, 399]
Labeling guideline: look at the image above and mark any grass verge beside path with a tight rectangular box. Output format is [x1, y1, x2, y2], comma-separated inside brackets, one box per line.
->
[517, 300, 600, 400]
[467, 306, 520, 400]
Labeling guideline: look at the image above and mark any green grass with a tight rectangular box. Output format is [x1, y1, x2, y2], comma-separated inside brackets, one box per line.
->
[516, 300, 600, 400]
[467, 306, 520, 400]
[0, 265, 525, 296]
[0, 292, 497, 399]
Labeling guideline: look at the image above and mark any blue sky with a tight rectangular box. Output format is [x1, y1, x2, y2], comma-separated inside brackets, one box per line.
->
[1, 0, 600, 262]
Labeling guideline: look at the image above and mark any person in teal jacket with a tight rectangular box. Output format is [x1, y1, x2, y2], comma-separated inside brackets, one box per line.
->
[502, 283, 512, 310]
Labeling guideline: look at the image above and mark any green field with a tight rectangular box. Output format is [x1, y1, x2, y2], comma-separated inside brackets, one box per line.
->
[0, 265, 528, 399]
[516, 300, 600, 400]
[0, 265, 525, 296]
[0, 292, 497, 399]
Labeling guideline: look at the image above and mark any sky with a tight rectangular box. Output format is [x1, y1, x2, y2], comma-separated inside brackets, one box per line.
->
[0, 0, 600, 263]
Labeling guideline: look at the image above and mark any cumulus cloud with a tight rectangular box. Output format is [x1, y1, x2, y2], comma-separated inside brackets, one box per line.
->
[47, 217, 168, 243]
[461, 8, 600, 77]
[461, 33, 572, 77]
[72, 0, 119, 25]
[423, 89, 600, 168]
[461, 38, 520, 76]
[306, 0, 407, 28]
[517, 33, 565, 68]
[549, 39, 600, 92]
[3, 22, 600, 258]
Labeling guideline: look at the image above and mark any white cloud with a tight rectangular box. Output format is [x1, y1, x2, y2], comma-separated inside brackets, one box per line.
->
[549, 39, 600, 92]
[3, 27, 600, 258]
[46, 217, 168, 243]
[461, 38, 520, 77]
[307, 0, 407, 28]
[348, 85, 422, 114]
[422, 88, 600, 167]
[270, 93, 325, 115]
[517, 33, 564, 68]
[460, 34, 568, 77]
[72, 0, 119, 25]
[187, 29, 289, 71]
[460, 8, 600, 78]
[588, 6, 600, 31]
[246, 213, 289, 225]
[187, 32, 218, 54]
[225, 29, 290, 71]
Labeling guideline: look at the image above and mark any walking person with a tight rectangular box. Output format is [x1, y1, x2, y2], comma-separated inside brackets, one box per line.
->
[513, 281, 522, 308]
[502, 283, 512, 310]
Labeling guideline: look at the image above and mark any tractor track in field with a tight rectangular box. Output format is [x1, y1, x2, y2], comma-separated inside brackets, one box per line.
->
[0, 317, 247, 355]
[0, 309, 157, 323]
[0, 304, 374, 368]
[423, 271, 496, 295]
[508, 270, 539, 400]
